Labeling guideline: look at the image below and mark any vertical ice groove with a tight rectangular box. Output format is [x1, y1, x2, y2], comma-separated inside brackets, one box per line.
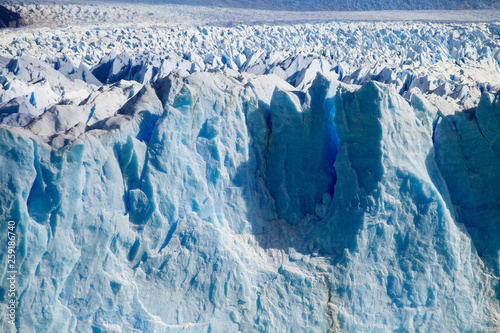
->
[264, 73, 337, 225]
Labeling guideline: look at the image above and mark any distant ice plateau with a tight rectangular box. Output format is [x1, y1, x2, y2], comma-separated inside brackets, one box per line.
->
[3, 1, 500, 28]
[0, 3, 500, 333]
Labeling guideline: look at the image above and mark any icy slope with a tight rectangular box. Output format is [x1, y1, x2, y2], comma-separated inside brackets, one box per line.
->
[0, 18, 500, 333]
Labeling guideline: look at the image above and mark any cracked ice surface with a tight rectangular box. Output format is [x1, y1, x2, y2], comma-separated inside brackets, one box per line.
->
[0, 5, 500, 333]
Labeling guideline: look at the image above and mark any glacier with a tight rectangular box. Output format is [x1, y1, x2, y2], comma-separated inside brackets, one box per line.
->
[0, 8, 500, 333]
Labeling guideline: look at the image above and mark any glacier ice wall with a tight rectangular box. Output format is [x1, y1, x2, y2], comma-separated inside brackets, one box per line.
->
[1, 21, 500, 332]
[321, 82, 499, 331]
[434, 93, 500, 281]
[1, 72, 500, 332]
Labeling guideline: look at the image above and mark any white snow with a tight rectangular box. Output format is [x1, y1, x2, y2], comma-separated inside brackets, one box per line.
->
[3, 2, 500, 29]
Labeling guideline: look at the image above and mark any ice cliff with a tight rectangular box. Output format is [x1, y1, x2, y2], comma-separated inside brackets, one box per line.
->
[1, 20, 500, 332]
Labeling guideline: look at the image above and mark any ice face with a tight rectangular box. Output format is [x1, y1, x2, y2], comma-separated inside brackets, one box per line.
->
[1, 16, 500, 333]
[319, 82, 498, 331]
[434, 94, 500, 278]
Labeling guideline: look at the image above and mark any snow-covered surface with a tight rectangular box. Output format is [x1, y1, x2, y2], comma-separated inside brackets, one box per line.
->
[1, 2, 500, 333]
[14, 0, 500, 12]
[3, 1, 500, 28]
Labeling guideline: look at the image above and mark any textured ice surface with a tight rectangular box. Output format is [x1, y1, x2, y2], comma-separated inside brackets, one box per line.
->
[1, 9, 500, 333]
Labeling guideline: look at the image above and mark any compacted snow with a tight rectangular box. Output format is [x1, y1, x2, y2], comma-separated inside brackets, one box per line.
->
[0, 2, 500, 332]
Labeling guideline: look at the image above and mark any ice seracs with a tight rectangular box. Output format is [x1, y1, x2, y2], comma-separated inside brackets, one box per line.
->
[1, 21, 499, 130]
